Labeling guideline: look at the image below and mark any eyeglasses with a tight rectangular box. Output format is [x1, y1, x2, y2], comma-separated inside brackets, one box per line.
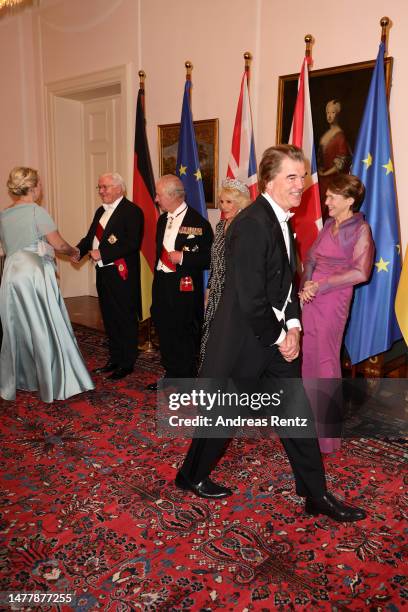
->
[96, 185, 115, 191]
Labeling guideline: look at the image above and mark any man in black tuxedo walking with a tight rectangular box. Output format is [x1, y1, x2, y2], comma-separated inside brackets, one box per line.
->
[74, 172, 143, 380]
[176, 145, 366, 523]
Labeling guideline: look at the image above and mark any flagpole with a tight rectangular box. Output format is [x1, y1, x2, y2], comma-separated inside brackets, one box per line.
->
[244, 52, 252, 88]
[138, 70, 146, 107]
[304, 34, 312, 59]
[185, 60, 193, 80]
[185, 60, 193, 105]
[380, 16, 390, 54]
[137, 68, 156, 354]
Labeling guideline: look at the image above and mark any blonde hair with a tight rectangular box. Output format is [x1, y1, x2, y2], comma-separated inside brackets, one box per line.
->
[7, 167, 39, 197]
[219, 187, 251, 210]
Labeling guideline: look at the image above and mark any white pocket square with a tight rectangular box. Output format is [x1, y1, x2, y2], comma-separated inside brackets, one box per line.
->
[187, 234, 195, 239]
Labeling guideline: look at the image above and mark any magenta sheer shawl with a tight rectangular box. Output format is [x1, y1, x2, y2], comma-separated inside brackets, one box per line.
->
[300, 213, 375, 294]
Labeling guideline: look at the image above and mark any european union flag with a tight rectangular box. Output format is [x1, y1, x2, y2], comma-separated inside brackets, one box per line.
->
[176, 80, 208, 220]
[345, 42, 401, 364]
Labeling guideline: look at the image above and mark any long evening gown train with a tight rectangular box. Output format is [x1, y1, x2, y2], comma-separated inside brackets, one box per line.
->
[0, 203, 94, 402]
[301, 213, 374, 453]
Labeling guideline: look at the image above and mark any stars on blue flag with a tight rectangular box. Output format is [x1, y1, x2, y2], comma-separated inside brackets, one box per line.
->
[176, 80, 208, 220]
[345, 42, 402, 364]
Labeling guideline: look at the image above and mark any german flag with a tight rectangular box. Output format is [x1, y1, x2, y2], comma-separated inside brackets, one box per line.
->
[133, 86, 158, 321]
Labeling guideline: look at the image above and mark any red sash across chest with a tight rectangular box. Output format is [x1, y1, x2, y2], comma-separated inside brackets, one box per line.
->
[159, 245, 176, 272]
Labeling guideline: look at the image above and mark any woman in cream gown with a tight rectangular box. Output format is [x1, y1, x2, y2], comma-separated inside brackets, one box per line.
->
[0, 167, 94, 403]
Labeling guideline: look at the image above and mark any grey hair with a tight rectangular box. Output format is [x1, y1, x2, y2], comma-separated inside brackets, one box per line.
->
[100, 172, 126, 191]
[160, 174, 185, 200]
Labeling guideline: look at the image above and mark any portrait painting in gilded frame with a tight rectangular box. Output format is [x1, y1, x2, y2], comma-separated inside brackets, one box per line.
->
[158, 118, 219, 209]
[276, 57, 393, 205]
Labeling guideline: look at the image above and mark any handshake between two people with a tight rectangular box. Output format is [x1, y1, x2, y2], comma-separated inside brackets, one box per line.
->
[70, 249, 101, 264]
[70, 249, 182, 265]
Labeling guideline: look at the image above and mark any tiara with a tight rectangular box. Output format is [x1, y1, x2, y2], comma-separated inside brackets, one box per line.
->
[221, 177, 250, 195]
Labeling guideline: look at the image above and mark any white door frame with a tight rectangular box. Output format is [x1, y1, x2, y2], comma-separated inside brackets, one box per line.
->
[44, 64, 133, 296]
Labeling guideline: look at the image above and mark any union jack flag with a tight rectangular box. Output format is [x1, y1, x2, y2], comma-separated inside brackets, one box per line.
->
[289, 55, 322, 264]
[227, 68, 258, 201]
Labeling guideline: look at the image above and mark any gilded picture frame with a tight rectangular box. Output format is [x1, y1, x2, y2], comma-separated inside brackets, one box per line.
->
[158, 118, 219, 209]
[276, 57, 393, 151]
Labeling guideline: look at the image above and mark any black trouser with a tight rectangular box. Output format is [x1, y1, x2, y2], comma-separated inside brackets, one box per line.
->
[151, 271, 198, 378]
[96, 266, 139, 369]
[179, 347, 326, 499]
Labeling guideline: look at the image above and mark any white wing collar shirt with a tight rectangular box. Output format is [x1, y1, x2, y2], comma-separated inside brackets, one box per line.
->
[92, 196, 123, 268]
[157, 202, 188, 272]
[262, 191, 301, 345]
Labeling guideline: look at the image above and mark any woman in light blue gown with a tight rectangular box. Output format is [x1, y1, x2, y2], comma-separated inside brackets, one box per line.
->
[0, 167, 94, 402]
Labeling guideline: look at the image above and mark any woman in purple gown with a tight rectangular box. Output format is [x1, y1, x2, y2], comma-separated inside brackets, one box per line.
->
[299, 174, 374, 454]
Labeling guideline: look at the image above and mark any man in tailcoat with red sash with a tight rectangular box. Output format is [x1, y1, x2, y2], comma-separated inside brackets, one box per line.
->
[149, 174, 213, 387]
[75, 172, 143, 380]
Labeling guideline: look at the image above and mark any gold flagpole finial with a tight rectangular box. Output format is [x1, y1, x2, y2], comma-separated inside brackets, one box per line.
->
[380, 16, 390, 54]
[185, 61, 193, 81]
[304, 34, 313, 58]
[244, 52, 252, 88]
[138, 70, 146, 89]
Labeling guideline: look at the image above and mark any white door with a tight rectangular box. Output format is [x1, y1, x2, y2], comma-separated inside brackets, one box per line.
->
[82, 95, 122, 296]
[54, 93, 122, 298]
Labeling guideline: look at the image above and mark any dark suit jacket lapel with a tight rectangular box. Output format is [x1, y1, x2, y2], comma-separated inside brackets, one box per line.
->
[94, 207, 104, 226]
[157, 212, 167, 248]
[288, 224, 297, 274]
[259, 196, 290, 267]
[90, 207, 104, 241]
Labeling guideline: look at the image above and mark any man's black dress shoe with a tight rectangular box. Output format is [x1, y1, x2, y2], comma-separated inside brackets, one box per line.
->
[146, 378, 170, 391]
[175, 472, 233, 499]
[92, 361, 117, 374]
[108, 367, 133, 380]
[305, 492, 367, 522]
[146, 382, 158, 391]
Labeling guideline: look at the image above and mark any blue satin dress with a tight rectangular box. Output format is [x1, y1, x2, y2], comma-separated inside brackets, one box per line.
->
[0, 203, 94, 402]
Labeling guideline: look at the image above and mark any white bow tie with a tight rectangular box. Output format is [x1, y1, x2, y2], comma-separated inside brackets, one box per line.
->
[103, 203, 115, 212]
[282, 212, 295, 223]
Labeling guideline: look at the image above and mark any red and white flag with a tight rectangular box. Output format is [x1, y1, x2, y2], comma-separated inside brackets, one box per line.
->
[227, 69, 258, 201]
[289, 56, 322, 264]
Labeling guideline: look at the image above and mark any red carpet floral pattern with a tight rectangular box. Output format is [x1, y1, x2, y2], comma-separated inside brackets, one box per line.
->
[0, 325, 407, 610]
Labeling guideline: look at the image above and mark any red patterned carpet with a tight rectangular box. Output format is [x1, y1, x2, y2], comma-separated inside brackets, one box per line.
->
[0, 325, 407, 611]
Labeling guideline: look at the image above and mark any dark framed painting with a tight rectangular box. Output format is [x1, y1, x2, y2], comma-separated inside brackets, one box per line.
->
[158, 118, 219, 209]
[276, 57, 393, 152]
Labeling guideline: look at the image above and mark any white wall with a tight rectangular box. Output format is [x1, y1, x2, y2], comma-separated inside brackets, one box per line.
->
[0, 0, 407, 270]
